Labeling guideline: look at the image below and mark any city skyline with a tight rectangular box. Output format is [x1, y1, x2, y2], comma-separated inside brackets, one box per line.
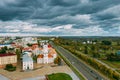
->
[0, 0, 120, 36]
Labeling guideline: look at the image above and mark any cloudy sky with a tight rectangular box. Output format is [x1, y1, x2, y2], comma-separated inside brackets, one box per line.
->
[0, 0, 120, 36]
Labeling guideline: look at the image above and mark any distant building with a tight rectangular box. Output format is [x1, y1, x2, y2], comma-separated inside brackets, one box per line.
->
[22, 37, 37, 47]
[116, 51, 120, 56]
[0, 44, 13, 49]
[0, 53, 17, 68]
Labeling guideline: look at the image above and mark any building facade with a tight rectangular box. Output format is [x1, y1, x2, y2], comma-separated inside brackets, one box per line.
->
[0, 53, 17, 68]
[22, 52, 33, 70]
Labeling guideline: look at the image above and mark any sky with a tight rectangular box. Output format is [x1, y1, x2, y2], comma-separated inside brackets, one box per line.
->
[0, 0, 120, 36]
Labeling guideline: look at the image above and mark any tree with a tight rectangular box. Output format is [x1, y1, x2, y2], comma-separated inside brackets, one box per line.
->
[16, 49, 21, 60]
[27, 43, 32, 47]
[106, 53, 120, 61]
[101, 40, 112, 45]
[0, 47, 6, 54]
[54, 57, 61, 65]
[4, 46, 8, 50]
[84, 46, 88, 54]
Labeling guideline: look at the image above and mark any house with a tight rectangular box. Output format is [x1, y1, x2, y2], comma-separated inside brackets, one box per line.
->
[22, 37, 37, 47]
[0, 44, 13, 49]
[116, 50, 120, 56]
[22, 52, 33, 70]
[0, 53, 17, 68]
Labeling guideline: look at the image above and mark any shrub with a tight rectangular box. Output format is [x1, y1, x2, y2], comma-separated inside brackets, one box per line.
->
[4, 64, 16, 71]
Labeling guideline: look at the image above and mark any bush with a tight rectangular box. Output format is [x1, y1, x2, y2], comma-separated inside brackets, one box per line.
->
[48, 73, 72, 80]
[4, 64, 16, 71]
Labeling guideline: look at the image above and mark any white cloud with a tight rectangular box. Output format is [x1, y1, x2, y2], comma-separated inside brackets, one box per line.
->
[0, 0, 17, 6]
[0, 20, 113, 36]
[97, 4, 120, 17]
[60, 25, 109, 36]
[52, 24, 72, 31]
[55, 14, 93, 24]
[80, 0, 89, 4]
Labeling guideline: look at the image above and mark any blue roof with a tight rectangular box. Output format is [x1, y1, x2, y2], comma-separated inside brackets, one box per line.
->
[0, 44, 11, 46]
[23, 54, 33, 62]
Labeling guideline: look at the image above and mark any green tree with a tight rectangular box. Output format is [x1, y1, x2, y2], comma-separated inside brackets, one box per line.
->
[27, 43, 32, 47]
[0, 47, 6, 54]
[101, 40, 112, 45]
[54, 57, 61, 65]
[84, 46, 88, 54]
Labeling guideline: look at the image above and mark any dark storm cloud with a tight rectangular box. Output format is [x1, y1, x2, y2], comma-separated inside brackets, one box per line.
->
[0, 0, 120, 36]
[48, 0, 80, 6]
[0, 0, 119, 21]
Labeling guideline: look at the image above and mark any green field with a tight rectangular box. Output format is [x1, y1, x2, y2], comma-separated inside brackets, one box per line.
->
[47, 73, 72, 80]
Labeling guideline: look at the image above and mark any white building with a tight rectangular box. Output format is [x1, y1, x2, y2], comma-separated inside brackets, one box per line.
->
[0, 44, 13, 49]
[22, 52, 33, 70]
[37, 44, 57, 64]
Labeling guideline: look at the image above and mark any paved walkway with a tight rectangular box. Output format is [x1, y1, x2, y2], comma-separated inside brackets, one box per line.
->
[22, 76, 46, 80]
[0, 74, 9, 80]
[0, 65, 72, 80]
[68, 72, 80, 80]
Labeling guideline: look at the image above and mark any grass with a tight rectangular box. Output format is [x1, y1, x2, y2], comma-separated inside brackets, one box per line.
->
[47, 73, 72, 80]
[100, 60, 120, 68]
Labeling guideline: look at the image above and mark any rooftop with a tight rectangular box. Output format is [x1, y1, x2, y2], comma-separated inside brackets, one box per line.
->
[0, 53, 16, 57]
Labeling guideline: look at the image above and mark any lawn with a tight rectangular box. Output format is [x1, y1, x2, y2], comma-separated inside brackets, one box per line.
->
[47, 73, 72, 80]
[100, 60, 120, 69]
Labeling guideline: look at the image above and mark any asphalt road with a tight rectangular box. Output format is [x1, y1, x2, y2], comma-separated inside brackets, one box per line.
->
[51, 42, 105, 80]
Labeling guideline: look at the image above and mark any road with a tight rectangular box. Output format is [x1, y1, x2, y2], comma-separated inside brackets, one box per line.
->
[51, 42, 105, 80]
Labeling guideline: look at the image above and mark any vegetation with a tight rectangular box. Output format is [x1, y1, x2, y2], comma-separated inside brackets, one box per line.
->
[54, 37, 120, 80]
[33, 55, 37, 62]
[54, 56, 61, 65]
[4, 64, 16, 71]
[101, 40, 112, 45]
[27, 43, 32, 47]
[47, 73, 72, 80]
[0, 46, 7, 54]
[16, 49, 21, 60]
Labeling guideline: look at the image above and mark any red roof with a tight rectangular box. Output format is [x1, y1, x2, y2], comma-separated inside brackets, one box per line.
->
[23, 47, 32, 51]
[48, 44, 52, 48]
[38, 54, 44, 58]
[0, 53, 16, 57]
[11, 42, 15, 44]
[32, 43, 38, 45]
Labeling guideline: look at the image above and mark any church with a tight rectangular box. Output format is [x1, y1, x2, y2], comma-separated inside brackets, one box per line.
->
[37, 43, 57, 64]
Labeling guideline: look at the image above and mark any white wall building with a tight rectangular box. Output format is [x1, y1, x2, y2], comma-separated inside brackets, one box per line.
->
[22, 52, 33, 70]
[37, 44, 57, 64]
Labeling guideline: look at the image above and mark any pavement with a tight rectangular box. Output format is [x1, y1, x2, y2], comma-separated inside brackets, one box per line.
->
[22, 72, 79, 80]
[0, 74, 9, 80]
[22, 76, 46, 80]
[68, 72, 80, 80]
[51, 42, 106, 80]
[0, 64, 73, 80]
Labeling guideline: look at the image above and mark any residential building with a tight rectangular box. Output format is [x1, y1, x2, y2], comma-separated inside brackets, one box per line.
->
[0, 53, 17, 68]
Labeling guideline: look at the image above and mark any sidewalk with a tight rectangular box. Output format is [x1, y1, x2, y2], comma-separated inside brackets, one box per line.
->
[22, 76, 46, 80]
[68, 72, 80, 80]
[0, 74, 9, 80]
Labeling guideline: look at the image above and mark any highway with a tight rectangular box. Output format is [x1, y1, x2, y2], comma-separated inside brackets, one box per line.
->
[51, 42, 106, 80]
